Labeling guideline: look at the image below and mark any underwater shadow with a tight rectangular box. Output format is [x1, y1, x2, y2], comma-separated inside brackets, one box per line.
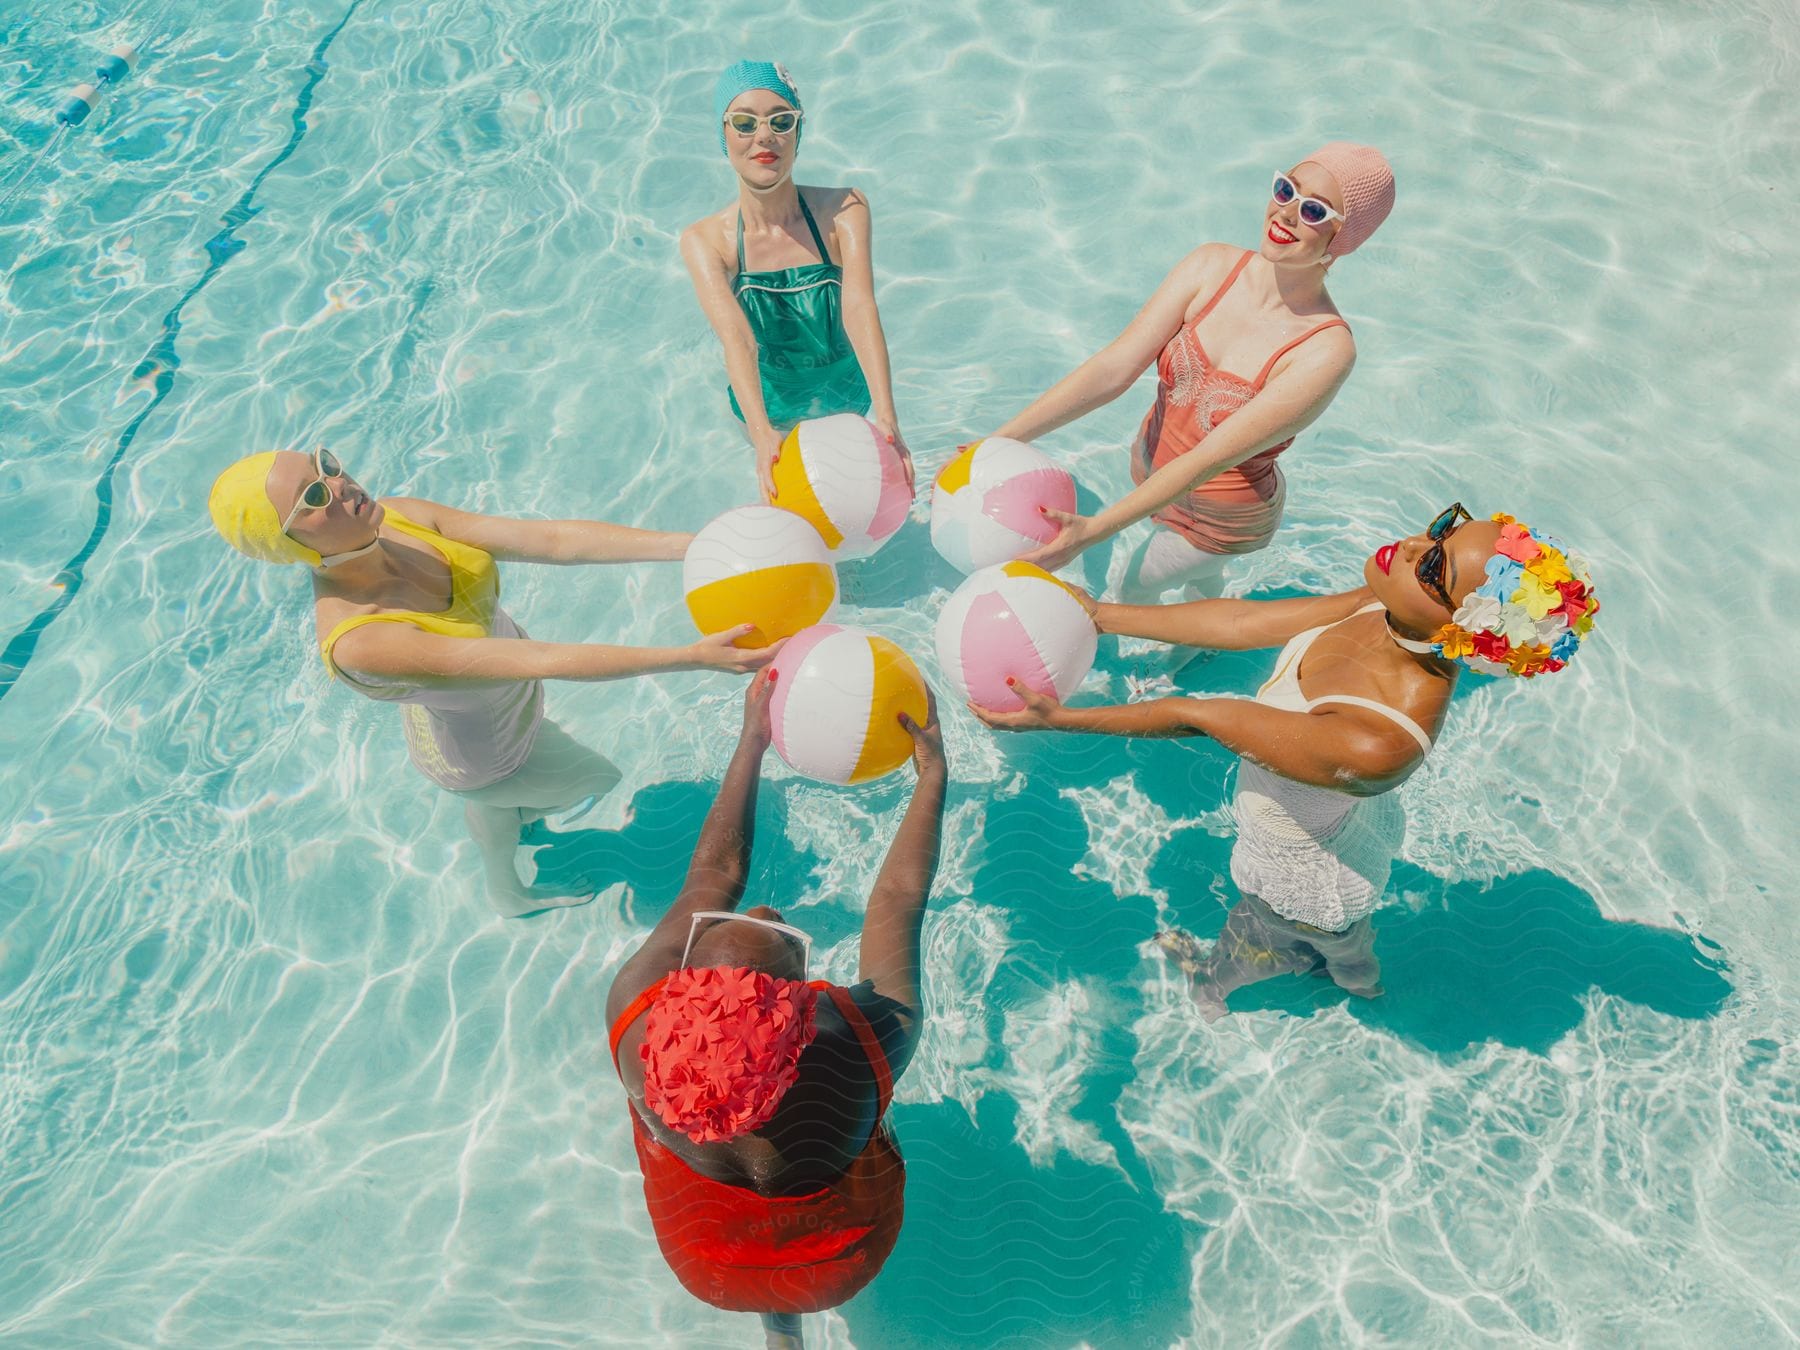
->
[1199, 862, 1733, 1055]
[837, 473, 1118, 613]
[846, 1096, 1189, 1350]
[845, 763, 1195, 1349]
[524, 779, 864, 950]
[836, 517, 967, 611]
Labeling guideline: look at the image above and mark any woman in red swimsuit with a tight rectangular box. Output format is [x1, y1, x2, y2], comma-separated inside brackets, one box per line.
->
[605, 671, 947, 1349]
[990, 144, 1395, 600]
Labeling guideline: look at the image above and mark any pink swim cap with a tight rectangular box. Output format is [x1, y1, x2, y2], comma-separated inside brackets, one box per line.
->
[639, 966, 820, 1144]
[1298, 142, 1395, 257]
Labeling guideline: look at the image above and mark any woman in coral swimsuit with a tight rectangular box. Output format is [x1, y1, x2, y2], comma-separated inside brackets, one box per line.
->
[606, 673, 947, 1350]
[990, 143, 1395, 598]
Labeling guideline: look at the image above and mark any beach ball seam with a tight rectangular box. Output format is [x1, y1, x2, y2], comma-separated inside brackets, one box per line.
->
[683, 506, 839, 647]
[769, 624, 929, 784]
[771, 414, 910, 559]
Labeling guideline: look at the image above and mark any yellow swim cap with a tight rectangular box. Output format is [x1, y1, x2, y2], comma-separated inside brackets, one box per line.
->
[207, 451, 322, 567]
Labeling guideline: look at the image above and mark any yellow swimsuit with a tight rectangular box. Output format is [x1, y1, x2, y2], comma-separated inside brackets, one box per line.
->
[320, 508, 543, 792]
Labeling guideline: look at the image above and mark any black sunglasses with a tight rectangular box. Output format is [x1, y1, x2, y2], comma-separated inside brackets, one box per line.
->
[1416, 502, 1473, 610]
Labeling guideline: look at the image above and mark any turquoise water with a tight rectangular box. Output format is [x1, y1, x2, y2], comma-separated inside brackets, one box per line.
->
[2, 0, 1795, 1344]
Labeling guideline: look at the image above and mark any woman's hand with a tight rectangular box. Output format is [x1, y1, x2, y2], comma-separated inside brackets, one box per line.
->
[754, 427, 784, 504]
[897, 686, 946, 777]
[1066, 582, 1102, 631]
[1018, 507, 1103, 573]
[739, 666, 778, 751]
[875, 419, 916, 493]
[970, 679, 1066, 732]
[686, 626, 785, 673]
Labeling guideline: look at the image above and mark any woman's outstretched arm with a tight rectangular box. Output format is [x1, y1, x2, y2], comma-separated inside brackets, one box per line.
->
[605, 670, 778, 1025]
[835, 190, 915, 490]
[681, 219, 785, 500]
[991, 243, 1231, 444]
[973, 685, 1427, 794]
[1094, 587, 1374, 651]
[329, 623, 779, 687]
[386, 497, 690, 564]
[855, 693, 949, 1081]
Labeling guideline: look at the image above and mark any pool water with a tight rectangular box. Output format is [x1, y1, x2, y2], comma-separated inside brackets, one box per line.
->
[2, 0, 1795, 1344]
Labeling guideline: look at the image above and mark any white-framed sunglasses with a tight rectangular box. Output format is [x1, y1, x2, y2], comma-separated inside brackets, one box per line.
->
[680, 909, 812, 974]
[1271, 171, 1345, 228]
[280, 446, 347, 534]
[723, 108, 802, 137]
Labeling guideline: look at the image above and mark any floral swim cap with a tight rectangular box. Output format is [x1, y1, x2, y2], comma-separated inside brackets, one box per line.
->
[1430, 514, 1599, 678]
[639, 965, 819, 1144]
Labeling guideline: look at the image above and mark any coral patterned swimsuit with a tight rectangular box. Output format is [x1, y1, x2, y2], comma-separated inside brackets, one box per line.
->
[1131, 250, 1349, 554]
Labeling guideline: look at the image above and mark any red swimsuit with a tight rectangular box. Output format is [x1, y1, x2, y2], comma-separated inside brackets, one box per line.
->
[609, 977, 905, 1314]
[1131, 249, 1349, 554]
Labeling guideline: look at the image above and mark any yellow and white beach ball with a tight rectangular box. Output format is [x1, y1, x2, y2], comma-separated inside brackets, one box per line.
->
[929, 437, 1077, 574]
[935, 561, 1098, 711]
[683, 506, 838, 648]
[771, 413, 912, 559]
[768, 624, 930, 784]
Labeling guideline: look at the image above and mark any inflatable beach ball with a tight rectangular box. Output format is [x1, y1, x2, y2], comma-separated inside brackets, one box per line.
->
[684, 506, 838, 648]
[769, 624, 930, 784]
[771, 413, 912, 559]
[935, 561, 1098, 712]
[929, 437, 1077, 574]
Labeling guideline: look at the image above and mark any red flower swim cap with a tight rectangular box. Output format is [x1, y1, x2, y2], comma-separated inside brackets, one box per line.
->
[639, 966, 820, 1144]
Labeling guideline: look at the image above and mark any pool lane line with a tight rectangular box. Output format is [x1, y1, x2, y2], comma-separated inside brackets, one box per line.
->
[0, 0, 366, 706]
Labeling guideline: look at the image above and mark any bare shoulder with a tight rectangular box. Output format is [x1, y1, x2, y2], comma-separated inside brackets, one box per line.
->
[310, 589, 365, 645]
[679, 206, 735, 262]
[1171, 241, 1247, 312]
[1358, 635, 1452, 750]
[1185, 240, 1246, 284]
[805, 184, 868, 229]
[380, 495, 436, 527]
[1299, 320, 1357, 367]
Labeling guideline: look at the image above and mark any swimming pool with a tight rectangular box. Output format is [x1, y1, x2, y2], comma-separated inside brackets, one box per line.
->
[2, 0, 1794, 1344]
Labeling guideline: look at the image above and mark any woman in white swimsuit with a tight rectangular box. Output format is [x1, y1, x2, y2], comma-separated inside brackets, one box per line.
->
[975, 504, 1599, 1017]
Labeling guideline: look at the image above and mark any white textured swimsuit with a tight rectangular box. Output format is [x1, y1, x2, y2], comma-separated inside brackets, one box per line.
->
[1228, 603, 1433, 932]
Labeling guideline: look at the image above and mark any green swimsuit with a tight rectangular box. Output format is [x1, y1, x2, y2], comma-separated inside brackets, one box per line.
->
[727, 194, 872, 429]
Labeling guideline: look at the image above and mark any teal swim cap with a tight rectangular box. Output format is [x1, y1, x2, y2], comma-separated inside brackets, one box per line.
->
[714, 60, 801, 155]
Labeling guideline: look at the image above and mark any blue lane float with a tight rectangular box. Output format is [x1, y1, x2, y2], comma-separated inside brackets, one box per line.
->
[1, 37, 144, 212]
[55, 83, 102, 127]
[95, 44, 139, 86]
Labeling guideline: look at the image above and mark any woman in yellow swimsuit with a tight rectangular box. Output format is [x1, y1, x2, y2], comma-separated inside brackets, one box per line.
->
[208, 447, 778, 916]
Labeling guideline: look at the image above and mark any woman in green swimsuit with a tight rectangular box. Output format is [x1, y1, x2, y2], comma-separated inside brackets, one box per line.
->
[681, 61, 914, 503]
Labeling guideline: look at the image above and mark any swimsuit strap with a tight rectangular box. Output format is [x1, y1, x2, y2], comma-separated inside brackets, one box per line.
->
[608, 975, 894, 1117]
[1307, 602, 1433, 751]
[734, 211, 746, 275]
[609, 973, 671, 1072]
[317, 508, 495, 676]
[795, 193, 831, 260]
[1189, 249, 1254, 328]
[1251, 317, 1350, 389]
[822, 984, 895, 1118]
[1303, 695, 1434, 754]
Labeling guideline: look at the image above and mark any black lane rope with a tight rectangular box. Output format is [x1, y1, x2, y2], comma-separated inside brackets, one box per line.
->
[0, 0, 365, 705]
